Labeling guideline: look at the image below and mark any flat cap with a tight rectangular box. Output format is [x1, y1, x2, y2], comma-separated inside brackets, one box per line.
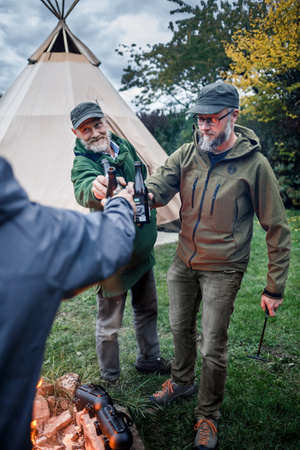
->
[70, 102, 104, 129]
[186, 81, 239, 115]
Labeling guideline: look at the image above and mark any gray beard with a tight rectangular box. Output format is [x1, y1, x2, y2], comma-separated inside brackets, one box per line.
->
[197, 118, 232, 154]
[80, 131, 111, 153]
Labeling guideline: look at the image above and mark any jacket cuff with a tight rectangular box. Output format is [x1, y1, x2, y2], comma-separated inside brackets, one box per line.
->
[262, 288, 283, 300]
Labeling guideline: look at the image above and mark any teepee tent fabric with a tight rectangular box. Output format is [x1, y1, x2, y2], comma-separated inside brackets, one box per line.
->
[0, 0, 180, 229]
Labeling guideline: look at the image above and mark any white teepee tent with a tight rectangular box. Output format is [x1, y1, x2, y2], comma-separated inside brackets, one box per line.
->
[0, 0, 180, 230]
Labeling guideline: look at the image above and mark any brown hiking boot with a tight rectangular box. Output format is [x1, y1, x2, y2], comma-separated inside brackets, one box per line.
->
[194, 418, 218, 449]
[149, 379, 197, 405]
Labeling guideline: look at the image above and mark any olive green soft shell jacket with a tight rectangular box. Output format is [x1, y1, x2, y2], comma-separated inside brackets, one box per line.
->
[71, 133, 157, 296]
[146, 125, 291, 297]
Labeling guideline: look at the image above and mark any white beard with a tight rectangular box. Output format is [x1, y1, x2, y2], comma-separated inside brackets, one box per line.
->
[197, 117, 232, 154]
[80, 131, 111, 153]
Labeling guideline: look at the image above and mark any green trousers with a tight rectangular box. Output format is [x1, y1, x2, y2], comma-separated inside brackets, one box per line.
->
[167, 254, 243, 419]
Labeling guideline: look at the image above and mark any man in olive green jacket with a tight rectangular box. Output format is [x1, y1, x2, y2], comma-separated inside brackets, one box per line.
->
[70, 102, 171, 383]
[141, 82, 291, 450]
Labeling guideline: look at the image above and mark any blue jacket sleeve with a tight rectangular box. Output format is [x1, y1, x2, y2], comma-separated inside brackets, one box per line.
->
[0, 156, 135, 297]
[58, 197, 136, 296]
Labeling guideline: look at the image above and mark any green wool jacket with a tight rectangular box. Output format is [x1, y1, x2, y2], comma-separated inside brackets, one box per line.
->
[146, 125, 291, 298]
[71, 132, 157, 296]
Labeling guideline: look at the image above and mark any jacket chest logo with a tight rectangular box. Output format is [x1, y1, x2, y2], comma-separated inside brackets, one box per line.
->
[227, 165, 237, 175]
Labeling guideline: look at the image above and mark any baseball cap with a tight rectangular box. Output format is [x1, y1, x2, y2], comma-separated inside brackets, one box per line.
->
[186, 81, 239, 115]
[70, 102, 105, 129]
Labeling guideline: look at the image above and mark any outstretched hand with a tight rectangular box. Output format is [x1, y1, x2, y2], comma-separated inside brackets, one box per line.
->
[101, 187, 136, 212]
[92, 175, 126, 200]
[126, 181, 154, 201]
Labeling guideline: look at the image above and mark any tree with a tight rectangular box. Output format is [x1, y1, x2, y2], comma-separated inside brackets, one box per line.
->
[224, 0, 300, 206]
[225, 0, 300, 122]
[138, 109, 193, 155]
[117, 0, 262, 110]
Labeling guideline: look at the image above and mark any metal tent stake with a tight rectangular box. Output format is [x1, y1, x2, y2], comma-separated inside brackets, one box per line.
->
[247, 306, 269, 362]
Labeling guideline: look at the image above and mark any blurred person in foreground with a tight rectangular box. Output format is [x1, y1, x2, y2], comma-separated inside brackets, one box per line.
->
[0, 156, 136, 450]
[129, 81, 291, 449]
[70, 102, 171, 383]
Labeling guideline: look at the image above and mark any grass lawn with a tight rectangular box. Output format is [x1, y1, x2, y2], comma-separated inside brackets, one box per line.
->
[43, 210, 300, 449]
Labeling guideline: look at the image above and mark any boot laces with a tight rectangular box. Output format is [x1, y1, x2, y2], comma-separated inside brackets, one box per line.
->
[153, 379, 174, 399]
[194, 419, 217, 446]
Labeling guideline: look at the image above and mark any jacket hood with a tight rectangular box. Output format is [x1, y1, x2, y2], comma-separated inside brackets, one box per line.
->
[193, 123, 261, 158]
[0, 158, 28, 225]
[232, 124, 261, 156]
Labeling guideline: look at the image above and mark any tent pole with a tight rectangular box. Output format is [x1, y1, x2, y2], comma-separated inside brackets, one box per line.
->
[62, 28, 69, 53]
[46, 32, 59, 52]
[40, 0, 60, 20]
[64, 0, 80, 20]
[54, 0, 62, 18]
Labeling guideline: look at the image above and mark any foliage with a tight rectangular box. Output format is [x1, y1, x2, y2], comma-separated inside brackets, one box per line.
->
[43, 211, 300, 449]
[138, 109, 194, 154]
[224, 0, 300, 122]
[224, 0, 300, 206]
[117, 0, 263, 110]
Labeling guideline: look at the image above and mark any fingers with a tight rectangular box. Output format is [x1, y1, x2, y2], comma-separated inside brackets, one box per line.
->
[126, 181, 135, 195]
[101, 188, 136, 213]
[93, 176, 126, 199]
[92, 175, 108, 200]
[100, 198, 108, 208]
[117, 176, 126, 187]
[115, 188, 136, 212]
[261, 294, 283, 317]
[126, 181, 153, 203]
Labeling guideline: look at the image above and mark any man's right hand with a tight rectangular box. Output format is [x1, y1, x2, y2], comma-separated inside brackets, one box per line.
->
[92, 175, 108, 200]
[101, 187, 136, 213]
[127, 181, 154, 202]
[92, 175, 127, 200]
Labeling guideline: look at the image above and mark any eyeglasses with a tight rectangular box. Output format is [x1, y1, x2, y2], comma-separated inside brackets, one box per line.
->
[193, 110, 234, 127]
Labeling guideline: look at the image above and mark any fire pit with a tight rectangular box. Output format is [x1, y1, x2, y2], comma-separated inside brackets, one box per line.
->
[31, 373, 144, 450]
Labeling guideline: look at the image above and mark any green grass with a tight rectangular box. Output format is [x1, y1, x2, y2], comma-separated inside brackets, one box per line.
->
[43, 210, 300, 449]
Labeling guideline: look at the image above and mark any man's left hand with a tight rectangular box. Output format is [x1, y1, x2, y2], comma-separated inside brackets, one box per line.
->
[261, 294, 283, 317]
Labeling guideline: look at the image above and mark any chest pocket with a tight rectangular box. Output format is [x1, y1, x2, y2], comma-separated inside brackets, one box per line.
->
[203, 180, 238, 233]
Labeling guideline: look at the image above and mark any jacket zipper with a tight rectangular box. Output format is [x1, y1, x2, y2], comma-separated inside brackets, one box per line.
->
[191, 177, 198, 208]
[234, 199, 238, 222]
[210, 183, 220, 216]
[189, 170, 211, 268]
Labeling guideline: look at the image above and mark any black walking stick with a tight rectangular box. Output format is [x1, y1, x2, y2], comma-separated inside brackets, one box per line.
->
[247, 306, 269, 362]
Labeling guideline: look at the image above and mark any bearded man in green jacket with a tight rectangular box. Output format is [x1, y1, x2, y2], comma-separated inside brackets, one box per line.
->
[134, 81, 291, 450]
[70, 102, 171, 383]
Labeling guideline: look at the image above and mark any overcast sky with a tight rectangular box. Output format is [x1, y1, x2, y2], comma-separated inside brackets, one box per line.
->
[0, 0, 199, 109]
